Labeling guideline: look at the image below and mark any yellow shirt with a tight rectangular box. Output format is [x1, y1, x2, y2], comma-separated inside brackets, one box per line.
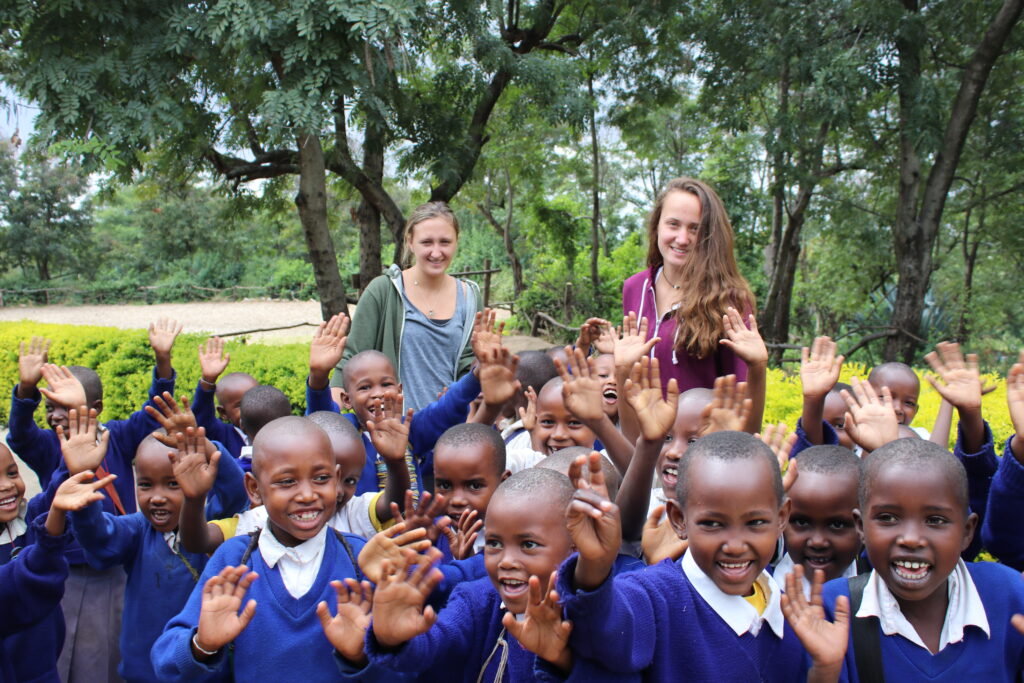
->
[744, 580, 767, 615]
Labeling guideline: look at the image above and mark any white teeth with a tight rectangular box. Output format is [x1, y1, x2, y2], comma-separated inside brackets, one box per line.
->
[894, 560, 929, 570]
[664, 466, 678, 477]
[290, 510, 319, 521]
[0, 497, 17, 506]
[719, 561, 750, 569]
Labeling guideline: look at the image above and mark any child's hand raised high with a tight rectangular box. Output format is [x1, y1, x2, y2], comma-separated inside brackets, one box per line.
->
[612, 312, 659, 374]
[780, 565, 849, 679]
[925, 341, 983, 411]
[357, 522, 431, 584]
[46, 470, 118, 536]
[365, 394, 413, 464]
[193, 565, 258, 660]
[567, 451, 611, 500]
[758, 423, 799, 492]
[169, 427, 221, 501]
[641, 504, 688, 565]
[501, 571, 573, 672]
[443, 509, 483, 561]
[478, 346, 520, 409]
[317, 579, 374, 665]
[517, 386, 538, 432]
[372, 548, 444, 648]
[567, 453, 620, 591]
[471, 308, 505, 362]
[58, 407, 110, 475]
[801, 336, 844, 399]
[718, 307, 768, 368]
[700, 374, 752, 435]
[390, 490, 451, 544]
[309, 313, 350, 390]
[146, 392, 198, 442]
[1007, 351, 1024, 464]
[840, 377, 898, 452]
[39, 364, 87, 409]
[623, 357, 679, 442]
[198, 337, 230, 386]
[148, 317, 183, 380]
[575, 317, 612, 355]
[17, 336, 50, 396]
[557, 346, 606, 423]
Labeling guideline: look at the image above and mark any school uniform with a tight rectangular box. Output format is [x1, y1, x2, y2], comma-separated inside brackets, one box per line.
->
[557, 549, 807, 681]
[71, 502, 209, 683]
[215, 492, 388, 541]
[191, 380, 249, 466]
[152, 527, 371, 682]
[953, 420, 998, 560]
[981, 436, 1024, 569]
[822, 560, 1024, 681]
[773, 552, 857, 599]
[790, 419, 840, 458]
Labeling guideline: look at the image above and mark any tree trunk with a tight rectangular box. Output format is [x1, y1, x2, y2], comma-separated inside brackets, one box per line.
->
[588, 70, 601, 295]
[295, 133, 347, 319]
[957, 198, 984, 343]
[355, 127, 385, 288]
[478, 169, 525, 297]
[885, 0, 1023, 361]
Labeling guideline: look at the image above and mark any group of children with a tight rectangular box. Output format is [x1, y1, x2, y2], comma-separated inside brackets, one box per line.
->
[3, 308, 1024, 682]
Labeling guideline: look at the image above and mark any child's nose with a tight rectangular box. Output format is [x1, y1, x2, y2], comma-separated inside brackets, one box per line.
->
[807, 530, 829, 549]
[897, 521, 926, 547]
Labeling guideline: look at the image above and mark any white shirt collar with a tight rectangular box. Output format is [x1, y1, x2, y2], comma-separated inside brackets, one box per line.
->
[162, 530, 179, 552]
[234, 425, 250, 446]
[856, 559, 990, 653]
[239, 445, 253, 460]
[681, 549, 786, 638]
[775, 552, 858, 599]
[0, 499, 28, 545]
[258, 524, 329, 599]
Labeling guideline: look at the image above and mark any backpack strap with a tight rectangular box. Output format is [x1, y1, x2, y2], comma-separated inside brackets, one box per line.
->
[847, 573, 885, 683]
[333, 529, 364, 582]
[239, 528, 261, 566]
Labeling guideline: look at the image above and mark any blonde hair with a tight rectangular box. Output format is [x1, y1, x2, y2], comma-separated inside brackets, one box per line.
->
[645, 177, 755, 359]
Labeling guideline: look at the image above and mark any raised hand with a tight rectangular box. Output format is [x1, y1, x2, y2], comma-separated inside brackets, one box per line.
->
[365, 394, 413, 463]
[169, 427, 221, 500]
[800, 336, 844, 399]
[719, 307, 768, 367]
[39, 364, 87, 408]
[148, 317, 183, 356]
[641, 504, 688, 565]
[58, 408, 110, 475]
[567, 487, 621, 591]
[478, 346, 520, 407]
[557, 346, 606, 423]
[1008, 351, 1024, 464]
[194, 565, 258, 656]
[700, 374, 752, 435]
[443, 509, 483, 560]
[623, 357, 679, 442]
[502, 572, 572, 670]
[146, 392, 198, 442]
[309, 313, 350, 389]
[18, 336, 50, 390]
[357, 523, 431, 584]
[372, 548, 444, 648]
[575, 317, 612, 354]
[780, 565, 849, 674]
[389, 490, 450, 544]
[52, 470, 117, 513]
[471, 308, 505, 362]
[758, 423, 799, 492]
[198, 337, 230, 385]
[924, 341, 982, 411]
[518, 386, 538, 432]
[841, 377, 898, 452]
[317, 579, 374, 664]
[567, 451, 611, 501]
[612, 312, 659, 373]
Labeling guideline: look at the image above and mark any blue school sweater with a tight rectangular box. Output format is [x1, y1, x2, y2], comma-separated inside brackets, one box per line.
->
[822, 561, 1024, 681]
[0, 516, 69, 683]
[790, 418, 839, 458]
[981, 436, 1024, 569]
[191, 380, 248, 466]
[556, 556, 806, 681]
[71, 502, 209, 683]
[954, 420, 997, 560]
[366, 576, 565, 682]
[151, 530, 369, 682]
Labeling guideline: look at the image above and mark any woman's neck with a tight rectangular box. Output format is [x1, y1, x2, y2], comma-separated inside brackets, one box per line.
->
[660, 262, 685, 286]
[406, 264, 448, 290]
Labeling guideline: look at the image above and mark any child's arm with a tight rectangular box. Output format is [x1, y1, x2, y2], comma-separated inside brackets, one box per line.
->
[309, 313, 350, 393]
[502, 571, 573, 674]
[317, 579, 374, 666]
[567, 458, 622, 591]
[641, 504, 688, 564]
[980, 352, 1024, 568]
[758, 423, 799, 493]
[7, 340, 62, 485]
[366, 394, 413, 524]
[925, 342, 985, 454]
[612, 312, 660, 446]
[68, 479, 145, 569]
[840, 377, 898, 453]
[719, 307, 768, 434]
[471, 311, 517, 425]
[149, 317, 183, 381]
[558, 346, 634, 475]
[928, 399, 954, 448]
[780, 566, 848, 683]
[370, 549, 444, 649]
[798, 336, 844, 447]
[616, 358, 678, 542]
[191, 337, 235, 445]
[172, 429, 229, 555]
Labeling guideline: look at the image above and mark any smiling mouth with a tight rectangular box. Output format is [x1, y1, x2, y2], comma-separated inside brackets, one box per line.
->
[149, 508, 172, 524]
[0, 495, 20, 510]
[602, 389, 618, 405]
[661, 465, 678, 489]
[716, 560, 754, 578]
[288, 509, 323, 529]
[892, 559, 932, 582]
[499, 578, 529, 599]
[803, 555, 834, 569]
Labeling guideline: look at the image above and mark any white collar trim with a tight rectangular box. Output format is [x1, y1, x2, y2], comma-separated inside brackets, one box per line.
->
[0, 499, 28, 545]
[775, 552, 858, 598]
[258, 523, 328, 569]
[681, 548, 786, 638]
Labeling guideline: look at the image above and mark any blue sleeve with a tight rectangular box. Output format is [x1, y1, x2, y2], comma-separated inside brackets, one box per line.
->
[0, 515, 69, 636]
[981, 436, 1024, 569]
[791, 418, 839, 458]
[428, 554, 487, 611]
[407, 371, 480, 457]
[334, 653, 411, 681]
[104, 367, 178, 471]
[70, 502, 144, 571]
[953, 419, 996, 560]
[6, 384, 61, 489]
[191, 381, 234, 448]
[204, 440, 248, 520]
[306, 379, 341, 415]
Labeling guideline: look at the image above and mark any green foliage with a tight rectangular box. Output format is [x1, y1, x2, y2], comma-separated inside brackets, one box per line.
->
[0, 322, 310, 427]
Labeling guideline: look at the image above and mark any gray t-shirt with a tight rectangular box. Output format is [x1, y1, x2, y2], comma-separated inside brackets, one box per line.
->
[399, 277, 467, 412]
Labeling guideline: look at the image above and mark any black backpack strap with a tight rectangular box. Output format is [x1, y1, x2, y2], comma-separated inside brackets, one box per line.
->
[848, 573, 885, 683]
[239, 528, 261, 566]
[333, 529, 364, 582]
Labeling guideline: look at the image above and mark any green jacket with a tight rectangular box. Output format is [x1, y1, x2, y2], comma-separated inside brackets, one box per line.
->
[330, 264, 482, 390]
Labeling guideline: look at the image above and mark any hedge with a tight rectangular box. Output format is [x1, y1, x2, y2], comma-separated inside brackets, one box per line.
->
[0, 321, 1015, 450]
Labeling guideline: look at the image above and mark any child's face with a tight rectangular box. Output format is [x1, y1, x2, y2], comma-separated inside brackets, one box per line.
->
[656, 400, 706, 496]
[484, 493, 574, 614]
[216, 384, 253, 429]
[135, 440, 183, 534]
[592, 355, 618, 420]
[784, 470, 860, 583]
[823, 392, 854, 450]
[868, 368, 919, 426]
[340, 356, 401, 427]
[856, 463, 976, 610]
[246, 434, 338, 547]
[668, 455, 788, 596]
[433, 443, 507, 522]
[0, 446, 26, 524]
[329, 436, 364, 509]
[406, 217, 458, 277]
[530, 386, 596, 455]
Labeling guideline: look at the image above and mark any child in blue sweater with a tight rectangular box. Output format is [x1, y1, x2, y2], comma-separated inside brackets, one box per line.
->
[557, 430, 848, 682]
[190, 334, 257, 460]
[981, 350, 1024, 569]
[152, 416, 372, 682]
[821, 438, 1024, 681]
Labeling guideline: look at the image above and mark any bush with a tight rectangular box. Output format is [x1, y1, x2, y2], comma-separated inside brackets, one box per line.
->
[0, 321, 311, 428]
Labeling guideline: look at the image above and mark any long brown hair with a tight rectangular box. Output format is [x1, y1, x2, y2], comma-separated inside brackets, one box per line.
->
[645, 177, 755, 359]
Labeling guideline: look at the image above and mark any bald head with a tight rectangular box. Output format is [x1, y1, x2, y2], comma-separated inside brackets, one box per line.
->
[251, 416, 332, 476]
[491, 467, 575, 512]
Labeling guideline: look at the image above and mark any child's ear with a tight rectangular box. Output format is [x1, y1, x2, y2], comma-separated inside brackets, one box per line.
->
[853, 508, 865, 540]
[666, 499, 688, 540]
[215, 404, 227, 420]
[961, 511, 979, 552]
[337, 388, 354, 411]
[244, 472, 262, 506]
[91, 399, 104, 416]
[499, 469, 511, 482]
[777, 497, 791, 534]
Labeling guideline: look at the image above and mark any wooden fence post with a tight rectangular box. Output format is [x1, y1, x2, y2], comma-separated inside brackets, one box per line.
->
[563, 282, 573, 321]
[483, 258, 491, 307]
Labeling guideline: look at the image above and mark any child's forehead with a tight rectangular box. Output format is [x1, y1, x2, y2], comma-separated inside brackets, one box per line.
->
[256, 437, 332, 474]
[329, 438, 365, 469]
[868, 367, 920, 394]
[536, 387, 569, 415]
[789, 469, 858, 507]
[592, 355, 614, 373]
[134, 443, 174, 478]
[686, 455, 779, 506]
[434, 442, 496, 473]
[346, 356, 397, 384]
[0, 445, 16, 469]
[674, 399, 707, 432]
[488, 491, 565, 531]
